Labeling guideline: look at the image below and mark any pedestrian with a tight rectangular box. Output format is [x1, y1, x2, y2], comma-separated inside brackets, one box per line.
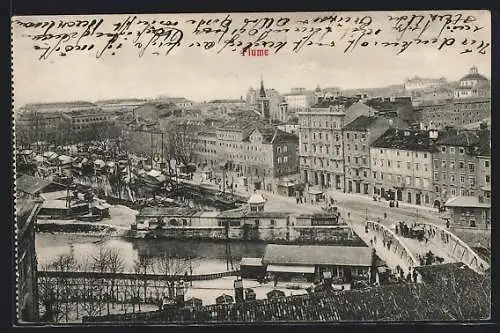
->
[373, 236, 377, 244]
[395, 225, 399, 235]
[384, 212, 387, 219]
[274, 275, 278, 287]
[347, 212, 351, 219]
[396, 201, 399, 208]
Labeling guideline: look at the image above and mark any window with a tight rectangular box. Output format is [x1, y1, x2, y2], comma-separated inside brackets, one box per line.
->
[381, 172, 384, 180]
[485, 175, 490, 183]
[407, 162, 411, 170]
[380, 149, 383, 154]
[283, 146, 288, 153]
[442, 160, 447, 168]
[460, 175, 465, 184]
[469, 176, 476, 187]
[415, 163, 419, 170]
[485, 160, 490, 168]
[459, 161, 465, 169]
[319, 133, 322, 140]
[441, 146, 446, 152]
[363, 170, 368, 178]
[270, 219, 275, 226]
[468, 163, 475, 172]
[459, 147, 465, 154]
[449, 161, 455, 170]
[347, 133, 350, 139]
[424, 164, 428, 171]
[406, 176, 411, 185]
[434, 172, 440, 181]
[434, 159, 439, 169]
[423, 153, 427, 158]
[373, 172, 377, 179]
[449, 147, 455, 154]
[354, 133, 358, 139]
[450, 174, 456, 182]
[380, 159, 384, 167]
[313, 133, 316, 140]
[397, 161, 401, 168]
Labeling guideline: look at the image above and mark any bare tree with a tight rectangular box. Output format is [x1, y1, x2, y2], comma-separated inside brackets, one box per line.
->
[165, 122, 199, 167]
[154, 249, 190, 300]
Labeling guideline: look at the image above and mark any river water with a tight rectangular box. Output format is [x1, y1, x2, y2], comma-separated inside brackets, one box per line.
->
[35, 233, 266, 274]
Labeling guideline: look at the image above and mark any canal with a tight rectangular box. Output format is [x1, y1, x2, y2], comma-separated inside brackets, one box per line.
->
[36, 233, 266, 274]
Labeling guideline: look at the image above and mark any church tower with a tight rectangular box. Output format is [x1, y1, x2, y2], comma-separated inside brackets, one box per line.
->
[257, 76, 270, 122]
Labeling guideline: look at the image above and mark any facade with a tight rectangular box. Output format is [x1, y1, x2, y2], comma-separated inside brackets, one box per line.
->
[263, 244, 372, 283]
[432, 129, 490, 208]
[443, 196, 491, 228]
[284, 92, 315, 111]
[61, 109, 112, 132]
[95, 99, 147, 113]
[454, 66, 490, 99]
[298, 104, 346, 191]
[193, 120, 299, 191]
[404, 76, 447, 92]
[17, 199, 43, 322]
[370, 129, 438, 206]
[342, 116, 398, 195]
[413, 96, 491, 129]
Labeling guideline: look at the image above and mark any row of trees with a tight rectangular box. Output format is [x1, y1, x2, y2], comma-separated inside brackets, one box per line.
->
[38, 246, 193, 323]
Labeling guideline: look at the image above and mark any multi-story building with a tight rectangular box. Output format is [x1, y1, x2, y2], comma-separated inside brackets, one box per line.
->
[193, 120, 299, 191]
[370, 129, 438, 206]
[298, 104, 346, 190]
[15, 101, 98, 146]
[284, 89, 315, 112]
[61, 108, 113, 133]
[413, 96, 491, 129]
[342, 116, 406, 195]
[432, 129, 484, 208]
[403, 76, 447, 92]
[17, 199, 43, 322]
[453, 65, 490, 99]
[476, 127, 491, 204]
[95, 98, 147, 114]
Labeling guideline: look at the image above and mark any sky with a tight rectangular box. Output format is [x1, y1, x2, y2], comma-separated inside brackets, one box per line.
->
[12, 10, 491, 108]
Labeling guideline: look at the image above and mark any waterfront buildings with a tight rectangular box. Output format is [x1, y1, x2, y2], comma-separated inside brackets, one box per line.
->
[17, 199, 43, 322]
[370, 129, 438, 206]
[342, 116, 406, 195]
[432, 128, 490, 208]
[298, 104, 346, 190]
[193, 119, 299, 191]
[262, 244, 372, 283]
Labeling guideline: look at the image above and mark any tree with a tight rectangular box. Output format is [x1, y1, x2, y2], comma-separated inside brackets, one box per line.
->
[154, 249, 190, 300]
[165, 122, 199, 167]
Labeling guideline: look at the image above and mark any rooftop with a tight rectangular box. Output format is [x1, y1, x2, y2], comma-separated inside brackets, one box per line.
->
[16, 199, 43, 231]
[444, 196, 491, 208]
[16, 174, 51, 195]
[343, 115, 379, 131]
[248, 192, 266, 204]
[262, 244, 372, 267]
[138, 207, 199, 217]
[371, 128, 439, 153]
[22, 101, 97, 110]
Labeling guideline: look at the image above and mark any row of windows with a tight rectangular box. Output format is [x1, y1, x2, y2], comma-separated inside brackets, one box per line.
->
[276, 145, 288, 153]
[440, 146, 466, 154]
[346, 143, 367, 152]
[434, 160, 475, 172]
[303, 144, 341, 155]
[372, 159, 429, 171]
[277, 156, 289, 164]
[346, 156, 368, 165]
[345, 132, 366, 140]
[303, 157, 341, 169]
[434, 172, 477, 185]
[372, 172, 431, 188]
[72, 116, 108, 123]
[374, 149, 428, 159]
[301, 120, 341, 129]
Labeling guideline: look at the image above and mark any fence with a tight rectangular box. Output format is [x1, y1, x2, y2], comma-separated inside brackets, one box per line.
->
[366, 220, 418, 272]
[39, 270, 238, 282]
[415, 222, 490, 274]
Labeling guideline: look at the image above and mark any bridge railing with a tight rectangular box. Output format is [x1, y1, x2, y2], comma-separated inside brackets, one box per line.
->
[366, 220, 418, 272]
[415, 222, 490, 275]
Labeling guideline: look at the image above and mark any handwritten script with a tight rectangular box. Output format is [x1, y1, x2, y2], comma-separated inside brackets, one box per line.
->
[12, 11, 490, 60]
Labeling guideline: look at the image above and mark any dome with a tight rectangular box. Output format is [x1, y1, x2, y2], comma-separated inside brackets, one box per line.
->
[459, 66, 489, 82]
[248, 192, 266, 205]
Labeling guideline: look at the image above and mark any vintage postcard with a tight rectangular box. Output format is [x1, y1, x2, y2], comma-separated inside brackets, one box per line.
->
[12, 10, 491, 324]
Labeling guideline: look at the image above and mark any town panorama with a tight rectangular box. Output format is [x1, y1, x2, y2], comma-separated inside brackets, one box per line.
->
[13, 11, 491, 324]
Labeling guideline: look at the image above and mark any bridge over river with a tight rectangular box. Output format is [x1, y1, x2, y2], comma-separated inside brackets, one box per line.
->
[348, 219, 490, 276]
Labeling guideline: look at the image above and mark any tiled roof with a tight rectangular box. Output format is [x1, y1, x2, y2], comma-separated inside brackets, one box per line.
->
[138, 207, 198, 217]
[16, 175, 51, 194]
[262, 244, 372, 267]
[24, 101, 97, 109]
[444, 196, 490, 208]
[436, 129, 480, 147]
[371, 128, 439, 152]
[343, 116, 378, 130]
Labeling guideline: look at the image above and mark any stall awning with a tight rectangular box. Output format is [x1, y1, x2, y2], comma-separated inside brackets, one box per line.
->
[267, 264, 315, 274]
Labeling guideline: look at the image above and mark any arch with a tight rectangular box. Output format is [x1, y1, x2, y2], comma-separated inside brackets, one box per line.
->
[433, 200, 441, 209]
